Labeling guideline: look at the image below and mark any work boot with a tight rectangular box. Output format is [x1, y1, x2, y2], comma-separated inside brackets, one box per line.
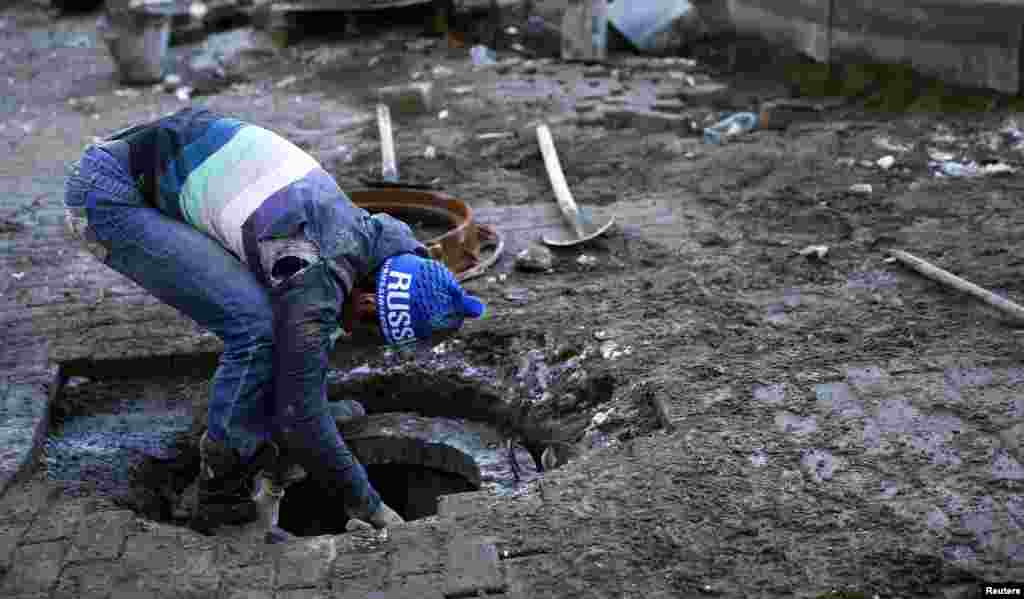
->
[189, 432, 277, 535]
[251, 475, 297, 544]
[251, 444, 309, 545]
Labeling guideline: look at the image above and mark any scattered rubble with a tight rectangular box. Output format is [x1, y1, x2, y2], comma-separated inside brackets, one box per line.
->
[515, 243, 554, 272]
[275, 75, 298, 89]
[503, 287, 532, 304]
[930, 160, 1019, 178]
[797, 245, 829, 260]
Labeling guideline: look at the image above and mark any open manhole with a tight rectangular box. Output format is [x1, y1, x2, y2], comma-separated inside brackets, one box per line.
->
[42, 369, 544, 537]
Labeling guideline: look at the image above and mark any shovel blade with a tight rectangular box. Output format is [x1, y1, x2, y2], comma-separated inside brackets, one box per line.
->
[542, 215, 615, 247]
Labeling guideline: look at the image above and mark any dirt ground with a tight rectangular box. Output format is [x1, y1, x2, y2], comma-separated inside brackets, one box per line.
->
[5, 0, 1024, 595]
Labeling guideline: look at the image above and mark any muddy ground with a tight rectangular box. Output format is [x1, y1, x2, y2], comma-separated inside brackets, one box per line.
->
[4, 0, 1024, 596]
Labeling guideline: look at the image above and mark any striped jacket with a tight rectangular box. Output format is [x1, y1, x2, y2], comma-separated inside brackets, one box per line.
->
[108, 107, 424, 293]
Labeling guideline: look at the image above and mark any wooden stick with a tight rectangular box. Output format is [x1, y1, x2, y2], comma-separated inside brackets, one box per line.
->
[376, 103, 397, 183]
[888, 249, 1024, 323]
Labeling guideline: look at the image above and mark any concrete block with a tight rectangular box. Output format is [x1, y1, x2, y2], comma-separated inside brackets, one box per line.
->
[276, 536, 336, 590]
[0, 482, 59, 524]
[445, 537, 505, 596]
[387, 524, 446, 576]
[53, 561, 120, 599]
[378, 573, 445, 599]
[221, 564, 275, 593]
[437, 491, 494, 519]
[2, 540, 67, 595]
[23, 498, 85, 544]
[120, 533, 190, 573]
[0, 521, 29, 576]
[108, 566, 221, 599]
[66, 509, 134, 563]
[330, 549, 387, 592]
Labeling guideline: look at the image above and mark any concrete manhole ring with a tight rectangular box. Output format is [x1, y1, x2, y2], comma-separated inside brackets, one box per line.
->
[340, 413, 483, 487]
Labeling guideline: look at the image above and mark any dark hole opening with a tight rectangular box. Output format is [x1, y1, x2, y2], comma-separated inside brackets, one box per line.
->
[278, 464, 477, 537]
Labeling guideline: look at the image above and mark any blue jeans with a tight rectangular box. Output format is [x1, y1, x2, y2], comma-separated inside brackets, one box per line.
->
[65, 142, 381, 518]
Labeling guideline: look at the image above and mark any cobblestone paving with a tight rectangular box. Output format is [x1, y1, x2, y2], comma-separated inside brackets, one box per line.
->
[0, 479, 521, 599]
